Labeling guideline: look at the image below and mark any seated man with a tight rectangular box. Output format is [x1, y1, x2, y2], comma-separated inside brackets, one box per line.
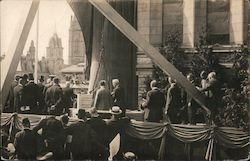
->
[106, 106, 130, 160]
[14, 118, 38, 160]
[88, 107, 109, 160]
[66, 109, 107, 160]
[33, 113, 66, 160]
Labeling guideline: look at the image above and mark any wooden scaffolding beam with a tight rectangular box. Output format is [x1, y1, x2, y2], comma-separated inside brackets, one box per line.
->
[1, 0, 40, 110]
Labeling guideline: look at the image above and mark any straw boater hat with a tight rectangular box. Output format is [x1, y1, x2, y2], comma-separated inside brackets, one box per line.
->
[110, 106, 122, 115]
[89, 107, 99, 117]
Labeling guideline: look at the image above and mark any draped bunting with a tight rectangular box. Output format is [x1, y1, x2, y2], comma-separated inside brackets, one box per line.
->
[1, 113, 249, 160]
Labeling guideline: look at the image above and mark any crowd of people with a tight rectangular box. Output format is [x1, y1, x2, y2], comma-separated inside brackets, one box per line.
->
[5, 73, 76, 115]
[1, 70, 223, 160]
[141, 71, 222, 124]
[5, 70, 221, 124]
[2, 106, 133, 160]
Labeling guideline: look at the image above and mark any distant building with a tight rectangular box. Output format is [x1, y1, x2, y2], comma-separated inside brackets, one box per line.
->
[20, 40, 35, 73]
[68, 16, 86, 65]
[60, 63, 86, 81]
[46, 33, 64, 75]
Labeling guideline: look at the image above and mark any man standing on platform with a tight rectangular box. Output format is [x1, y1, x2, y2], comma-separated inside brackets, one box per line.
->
[62, 82, 75, 114]
[22, 73, 40, 114]
[111, 79, 126, 116]
[93, 80, 113, 110]
[45, 77, 64, 115]
[165, 77, 182, 123]
[141, 80, 166, 123]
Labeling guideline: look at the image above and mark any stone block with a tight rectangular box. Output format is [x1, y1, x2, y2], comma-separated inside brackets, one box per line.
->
[138, 27, 150, 35]
[150, 27, 162, 35]
[150, 19, 162, 27]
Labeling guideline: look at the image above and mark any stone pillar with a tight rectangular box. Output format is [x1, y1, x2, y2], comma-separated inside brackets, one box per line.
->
[136, 0, 163, 104]
[149, 0, 163, 46]
[183, 0, 195, 48]
[230, 0, 248, 44]
[195, 0, 207, 43]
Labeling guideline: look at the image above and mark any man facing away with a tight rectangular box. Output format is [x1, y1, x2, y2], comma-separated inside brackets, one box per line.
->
[62, 82, 75, 114]
[22, 73, 41, 113]
[14, 118, 38, 160]
[88, 107, 109, 160]
[165, 77, 182, 124]
[142, 80, 166, 123]
[106, 106, 130, 160]
[66, 109, 107, 160]
[45, 77, 64, 115]
[33, 113, 66, 160]
[93, 80, 113, 110]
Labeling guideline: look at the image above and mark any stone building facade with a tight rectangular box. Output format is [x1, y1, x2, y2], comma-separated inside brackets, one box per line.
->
[68, 16, 86, 65]
[46, 33, 64, 75]
[136, 0, 249, 101]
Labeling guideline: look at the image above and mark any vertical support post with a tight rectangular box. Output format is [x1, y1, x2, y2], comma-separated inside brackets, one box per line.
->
[182, 0, 195, 48]
[1, 0, 40, 109]
[230, 0, 248, 44]
[34, 6, 39, 83]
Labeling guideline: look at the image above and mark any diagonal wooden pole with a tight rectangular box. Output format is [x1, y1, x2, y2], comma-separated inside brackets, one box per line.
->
[0, 0, 40, 111]
[88, 0, 211, 116]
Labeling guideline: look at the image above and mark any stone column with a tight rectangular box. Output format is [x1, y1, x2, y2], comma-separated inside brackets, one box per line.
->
[195, 0, 207, 43]
[230, 0, 248, 44]
[182, 0, 195, 48]
[136, 0, 163, 103]
[149, 0, 163, 46]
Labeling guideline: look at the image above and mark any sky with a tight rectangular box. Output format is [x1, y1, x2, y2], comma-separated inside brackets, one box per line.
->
[1, 0, 74, 64]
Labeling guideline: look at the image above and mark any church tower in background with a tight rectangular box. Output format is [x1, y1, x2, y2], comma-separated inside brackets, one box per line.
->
[68, 16, 86, 65]
[46, 33, 64, 75]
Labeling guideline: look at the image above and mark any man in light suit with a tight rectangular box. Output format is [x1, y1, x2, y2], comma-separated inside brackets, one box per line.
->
[93, 80, 113, 110]
[111, 79, 126, 116]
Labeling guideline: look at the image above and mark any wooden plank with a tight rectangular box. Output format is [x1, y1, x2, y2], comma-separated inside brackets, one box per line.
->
[1, 0, 40, 110]
[88, 0, 211, 116]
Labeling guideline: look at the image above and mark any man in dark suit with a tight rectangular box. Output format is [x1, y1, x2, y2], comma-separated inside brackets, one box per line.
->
[165, 77, 182, 123]
[62, 82, 75, 114]
[14, 118, 38, 160]
[45, 77, 64, 115]
[111, 79, 126, 116]
[37, 76, 45, 113]
[33, 114, 66, 160]
[88, 107, 109, 160]
[66, 109, 107, 160]
[93, 80, 113, 110]
[22, 73, 40, 113]
[142, 80, 166, 123]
